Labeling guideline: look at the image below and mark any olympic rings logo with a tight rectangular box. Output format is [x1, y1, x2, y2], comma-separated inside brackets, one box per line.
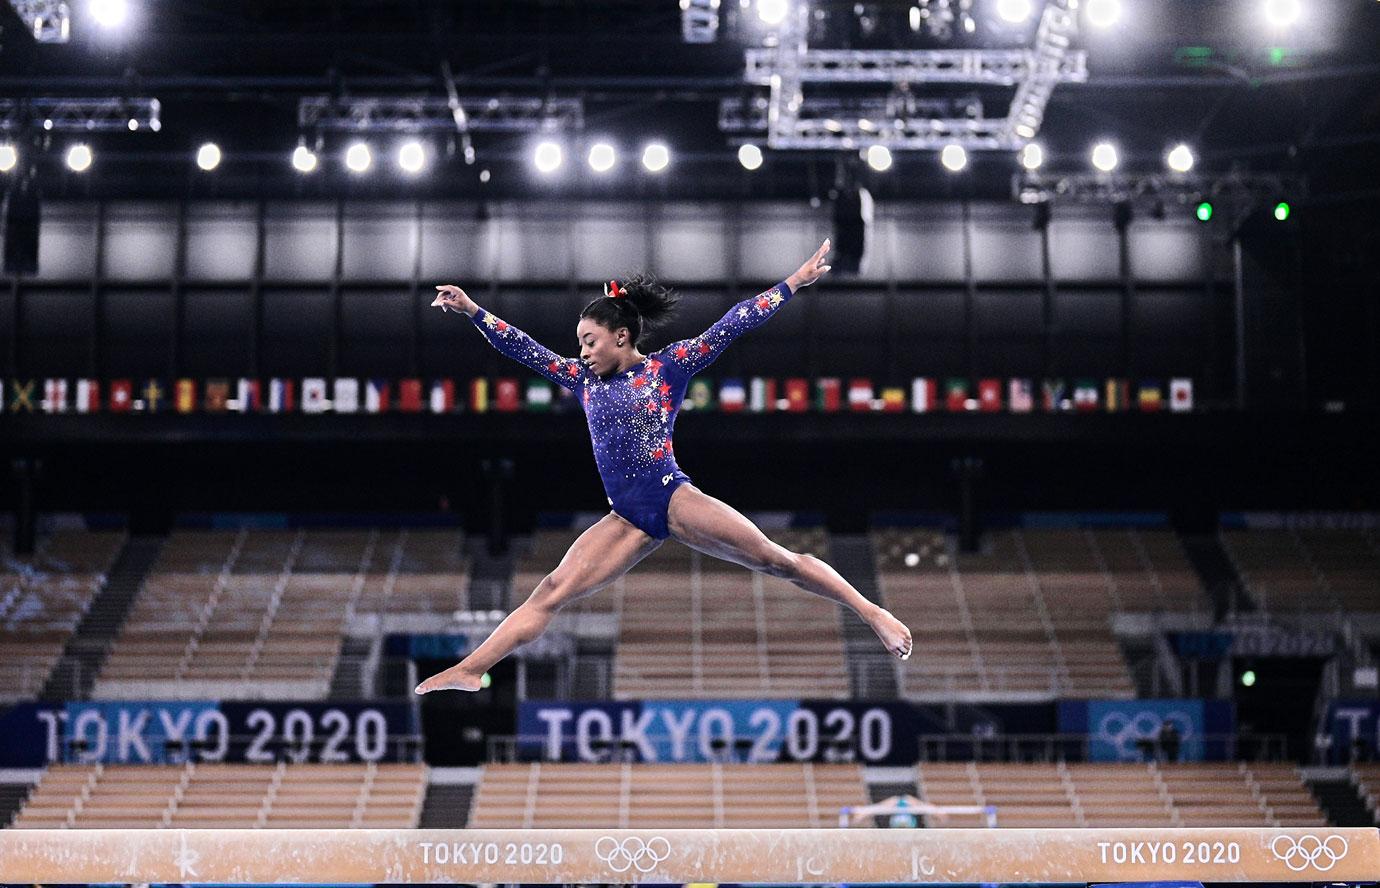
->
[1270, 834, 1349, 872]
[594, 835, 672, 874]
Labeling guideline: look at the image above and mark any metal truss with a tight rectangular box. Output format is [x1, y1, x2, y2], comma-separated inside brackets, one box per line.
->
[720, 94, 985, 131]
[9, 0, 70, 43]
[680, 0, 720, 44]
[0, 97, 161, 132]
[744, 48, 1084, 86]
[1013, 171, 1308, 207]
[297, 96, 583, 133]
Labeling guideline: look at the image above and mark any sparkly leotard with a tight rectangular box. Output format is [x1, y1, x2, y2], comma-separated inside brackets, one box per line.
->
[467, 280, 795, 539]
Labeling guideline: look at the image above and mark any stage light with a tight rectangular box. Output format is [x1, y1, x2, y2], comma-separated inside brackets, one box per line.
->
[65, 143, 93, 172]
[996, 0, 1033, 24]
[0, 144, 16, 173]
[587, 142, 616, 173]
[1019, 142, 1044, 170]
[1085, 0, 1121, 28]
[1240, 669, 1257, 688]
[398, 140, 427, 174]
[738, 143, 763, 171]
[195, 142, 221, 171]
[1262, 0, 1301, 28]
[642, 142, 670, 173]
[1273, 201, 1291, 221]
[1195, 201, 1214, 222]
[866, 144, 892, 172]
[1090, 141, 1118, 172]
[758, 0, 788, 25]
[1166, 143, 1195, 173]
[89, 0, 127, 29]
[292, 145, 319, 173]
[126, 119, 138, 131]
[940, 143, 967, 172]
[345, 141, 372, 173]
[533, 140, 563, 174]
[480, 672, 493, 689]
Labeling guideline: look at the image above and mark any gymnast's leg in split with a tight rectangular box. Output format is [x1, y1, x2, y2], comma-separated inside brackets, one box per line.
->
[415, 512, 661, 693]
[666, 482, 913, 660]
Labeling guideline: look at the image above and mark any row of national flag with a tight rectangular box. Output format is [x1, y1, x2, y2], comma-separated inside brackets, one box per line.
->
[2, 376, 1195, 415]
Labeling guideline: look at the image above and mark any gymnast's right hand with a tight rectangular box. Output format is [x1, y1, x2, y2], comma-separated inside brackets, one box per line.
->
[432, 284, 477, 316]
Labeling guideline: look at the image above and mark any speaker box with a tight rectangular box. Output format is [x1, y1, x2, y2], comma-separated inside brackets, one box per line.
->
[3, 181, 40, 276]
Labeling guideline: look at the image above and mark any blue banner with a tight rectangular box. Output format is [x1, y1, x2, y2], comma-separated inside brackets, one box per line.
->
[1058, 699, 1235, 762]
[517, 700, 917, 765]
[1327, 699, 1380, 761]
[384, 633, 471, 659]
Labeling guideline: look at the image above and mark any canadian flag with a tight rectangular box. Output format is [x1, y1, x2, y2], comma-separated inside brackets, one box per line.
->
[42, 379, 68, 414]
[74, 379, 101, 413]
[109, 379, 133, 413]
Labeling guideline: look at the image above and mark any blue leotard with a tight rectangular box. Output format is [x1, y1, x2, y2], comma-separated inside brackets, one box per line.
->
[467, 280, 795, 539]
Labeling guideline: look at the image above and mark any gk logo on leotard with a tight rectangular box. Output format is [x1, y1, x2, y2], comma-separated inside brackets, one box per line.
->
[594, 835, 671, 873]
[1270, 834, 1348, 872]
[661, 473, 674, 486]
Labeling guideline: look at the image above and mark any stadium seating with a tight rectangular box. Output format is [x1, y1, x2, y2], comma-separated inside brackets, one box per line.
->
[1221, 527, 1380, 613]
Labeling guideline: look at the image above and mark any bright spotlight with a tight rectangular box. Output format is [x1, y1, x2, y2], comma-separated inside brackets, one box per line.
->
[1166, 143, 1195, 173]
[641, 142, 670, 173]
[89, 0, 127, 28]
[292, 145, 319, 173]
[1019, 142, 1044, 170]
[0, 144, 17, 173]
[65, 143, 93, 172]
[940, 144, 967, 172]
[866, 144, 892, 172]
[195, 142, 221, 172]
[345, 141, 372, 173]
[126, 118, 138, 131]
[1090, 141, 1119, 172]
[758, 0, 788, 25]
[996, 0, 1033, 24]
[1262, 0, 1301, 28]
[398, 140, 427, 174]
[1273, 201, 1291, 221]
[1195, 201, 1214, 223]
[533, 140, 563, 174]
[1084, 0, 1122, 28]
[738, 143, 763, 171]
[587, 142, 616, 173]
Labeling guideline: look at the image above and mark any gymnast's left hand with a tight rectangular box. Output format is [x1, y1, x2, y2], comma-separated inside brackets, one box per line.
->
[787, 238, 831, 291]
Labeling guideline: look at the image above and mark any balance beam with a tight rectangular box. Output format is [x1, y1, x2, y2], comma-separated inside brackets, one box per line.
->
[0, 827, 1376, 883]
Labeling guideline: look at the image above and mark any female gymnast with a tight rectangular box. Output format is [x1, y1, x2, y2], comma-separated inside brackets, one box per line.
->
[416, 238, 912, 693]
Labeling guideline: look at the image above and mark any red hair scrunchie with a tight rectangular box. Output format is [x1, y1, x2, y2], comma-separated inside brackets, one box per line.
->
[604, 280, 626, 299]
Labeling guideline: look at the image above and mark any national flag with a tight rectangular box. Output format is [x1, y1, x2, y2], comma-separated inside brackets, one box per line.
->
[1072, 379, 1099, 412]
[173, 379, 197, 414]
[911, 378, 937, 413]
[1170, 378, 1194, 413]
[234, 379, 261, 413]
[977, 379, 1002, 412]
[8, 380, 37, 413]
[74, 379, 101, 414]
[847, 378, 873, 412]
[1042, 379, 1068, 413]
[397, 379, 424, 412]
[431, 379, 457, 414]
[365, 379, 390, 414]
[494, 378, 520, 412]
[333, 379, 360, 414]
[301, 378, 329, 414]
[139, 379, 167, 413]
[944, 378, 969, 412]
[1008, 378, 1034, 413]
[748, 378, 777, 413]
[108, 379, 132, 413]
[1104, 378, 1130, 413]
[720, 379, 746, 413]
[687, 378, 715, 411]
[815, 378, 840, 413]
[1138, 380, 1163, 412]
[880, 387, 906, 412]
[525, 380, 553, 412]
[203, 379, 230, 413]
[467, 379, 487, 413]
[785, 378, 810, 412]
[267, 378, 294, 413]
[42, 379, 68, 414]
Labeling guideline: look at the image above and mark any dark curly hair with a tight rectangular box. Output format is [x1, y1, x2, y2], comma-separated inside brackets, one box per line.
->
[579, 273, 680, 348]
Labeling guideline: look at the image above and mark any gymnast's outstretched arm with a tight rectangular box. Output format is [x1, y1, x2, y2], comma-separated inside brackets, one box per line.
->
[662, 238, 832, 376]
[433, 284, 587, 392]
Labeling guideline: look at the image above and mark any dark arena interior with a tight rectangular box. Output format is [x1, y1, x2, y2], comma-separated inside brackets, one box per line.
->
[0, 1, 1379, 887]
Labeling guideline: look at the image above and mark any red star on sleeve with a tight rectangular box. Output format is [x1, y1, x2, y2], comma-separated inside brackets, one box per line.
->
[565, 363, 579, 377]
[659, 382, 671, 396]
[496, 320, 509, 331]
[698, 341, 711, 355]
[675, 345, 689, 360]
[652, 447, 665, 460]
[645, 401, 658, 413]
[547, 360, 561, 373]
[661, 399, 671, 411]
[664, 437, 673, 453]
[647, 358, 663, 373]
[756, 297, 771, 311]
[632, 376, 647, 388]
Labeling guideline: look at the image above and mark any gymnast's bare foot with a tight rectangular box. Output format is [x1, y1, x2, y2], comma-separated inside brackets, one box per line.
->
[870, 607, 913, 660]
[415, 663, 485, 694]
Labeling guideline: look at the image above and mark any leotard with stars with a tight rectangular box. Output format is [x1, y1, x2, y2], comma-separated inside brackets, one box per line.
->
[466, 280, 795, 539]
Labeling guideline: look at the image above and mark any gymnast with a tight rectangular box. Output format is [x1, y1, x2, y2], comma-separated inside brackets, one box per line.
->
[416, 238, 912, 693]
